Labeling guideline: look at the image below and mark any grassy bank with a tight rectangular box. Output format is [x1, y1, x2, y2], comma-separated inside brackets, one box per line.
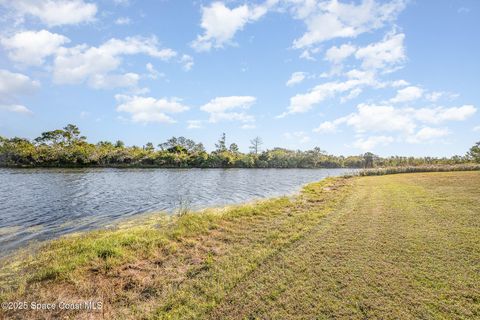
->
[1, 172, 479, 319]
[357, 163, 480, 176]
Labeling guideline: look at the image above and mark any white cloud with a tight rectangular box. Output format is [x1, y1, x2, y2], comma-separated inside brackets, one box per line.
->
[284, 131, 311, 144]
[191, 1, 276, 51]
[390, 86, 423, 103]
[1, 30, 70, 66]
[325, 43, 356, 64]
[473, 125, 480, 132]
[313, 121, 338, 133]
[353, 135, 394, 150]
[146, 63, 160, 79]
[89, 73, 140, 89]
[187, 120, 203, 129]
[180, 54, 194, 71]
[314, 103, 476, 149]
[286, 72, 307, 87]
[0, 69, 40, 97]
[355, 31, 406, 72]
[200, 96, 256, 123]
[290, 0, 406, 49]
[299, 47, 321, 60]
[412, 105, 477, 124]
[115, 94, 189, 124]
[280, 74, 376, 117]
[343, 103, 416, 134]
[115, 17, 131, 25]
[390, 79, 409, 87]
[53, 36, 177, 88]
[3, 0, 97, 26]
[424, 91, 459, 102]
[340, 87, 362, 103]
[406, 127, 450, 143]
[0, 69, 39, 114]
[0, 104, 33, 115]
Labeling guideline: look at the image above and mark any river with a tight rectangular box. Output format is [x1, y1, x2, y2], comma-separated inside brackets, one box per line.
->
[0, 168, 355, 255]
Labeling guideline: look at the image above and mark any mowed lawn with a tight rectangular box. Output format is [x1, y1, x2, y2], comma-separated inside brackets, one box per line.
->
[1, 172, 479, 319]
[209, 172, 480, 319]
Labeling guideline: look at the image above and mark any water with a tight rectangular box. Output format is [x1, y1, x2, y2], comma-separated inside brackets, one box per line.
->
[0, 168, 354, 255]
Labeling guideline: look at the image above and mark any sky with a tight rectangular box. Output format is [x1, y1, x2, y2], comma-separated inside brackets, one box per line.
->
[0, 0, 479, 156]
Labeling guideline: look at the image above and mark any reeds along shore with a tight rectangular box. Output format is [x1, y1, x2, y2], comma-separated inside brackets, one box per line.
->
[354, 164, 480, 176]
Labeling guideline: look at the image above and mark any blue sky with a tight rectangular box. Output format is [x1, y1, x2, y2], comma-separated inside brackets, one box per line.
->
[0, 0, 478, 156]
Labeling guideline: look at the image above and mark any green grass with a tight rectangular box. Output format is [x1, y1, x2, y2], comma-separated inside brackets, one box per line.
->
[1, 172, 479, 319]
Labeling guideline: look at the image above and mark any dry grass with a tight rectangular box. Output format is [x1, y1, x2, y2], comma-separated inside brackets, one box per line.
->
[356, 163, 480, 176]
[1, 172, 479, 319]
[0, 177, 352, 319]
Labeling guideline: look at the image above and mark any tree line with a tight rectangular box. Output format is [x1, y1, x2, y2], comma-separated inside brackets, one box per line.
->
[0, 124, 478, 168]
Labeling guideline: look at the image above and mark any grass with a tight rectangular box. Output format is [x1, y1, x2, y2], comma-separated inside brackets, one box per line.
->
[357, 163, 480, 176]
[1, 171, 479, 319]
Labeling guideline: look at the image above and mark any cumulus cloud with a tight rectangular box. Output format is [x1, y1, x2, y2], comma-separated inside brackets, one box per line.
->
[146, 63, 161, 79]
[53, 36, 176, 88]
[314, 103, 476, 149]
[1, 30, 70, 66]
[2, 0, 97, 26]
[191, 1, 276, 51]
[355, 31, 406, 72]
[390, 79, 409, 87]
[89, 73, 140, 89]
[115, 94, 189, 124]
[313, 121, 338, 133]
[200, 96, 256, 123]
[180, 54, 194, 71]
[280, 31, 406, 117]
[411, 105, 477, 124]
[389, 86, 423, 103]
[0, 31, 180, 90]
[286, 72, 307, 87]
[343, 103, 416, 134]
[0, 104, 33, 115]
[340, 87, 362, 103]
[279, 72, 377, 117]
[424, 91, 459, 102]
[0, 69, 39, 114]
[353, 135, 394, 150]
[290, 0, 406, 49]
[325, 43, 356, 64]
[406, 127, 450, 143]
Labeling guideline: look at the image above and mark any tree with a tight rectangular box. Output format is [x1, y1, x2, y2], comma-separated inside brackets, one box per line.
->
[229, 143, 239, 153]
[468, 141, 480, 163]
[215, 133, 227, 152]
[249, 136, 263, 155]
[63, 124, 86, 146]
[115, 140, 125, 148]
[363, 152, 375, 168]
[158, 136, 204, 153]
[144, 142, 155, 152]
[34, 129, 66, 145]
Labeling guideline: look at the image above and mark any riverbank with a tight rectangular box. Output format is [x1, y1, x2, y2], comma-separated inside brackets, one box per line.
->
[1, 171, 479, 319]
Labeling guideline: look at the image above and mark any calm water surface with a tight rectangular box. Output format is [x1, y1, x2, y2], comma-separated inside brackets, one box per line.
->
[0, 168, 354, 254]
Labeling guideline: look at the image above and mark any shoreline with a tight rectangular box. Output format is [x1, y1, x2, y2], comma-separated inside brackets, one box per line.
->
[1, 171, 479, 319]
